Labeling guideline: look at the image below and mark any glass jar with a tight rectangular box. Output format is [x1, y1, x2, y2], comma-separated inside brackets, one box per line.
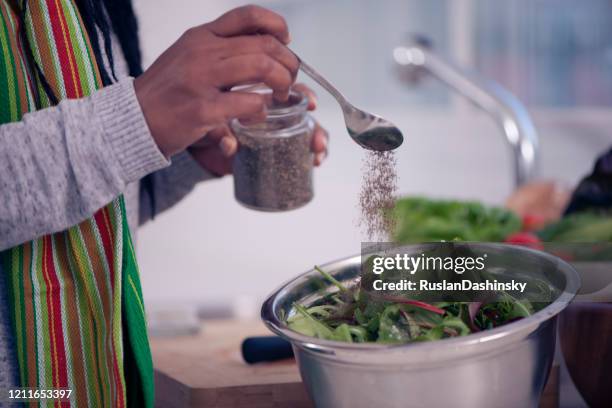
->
[231, 87, 315, 212]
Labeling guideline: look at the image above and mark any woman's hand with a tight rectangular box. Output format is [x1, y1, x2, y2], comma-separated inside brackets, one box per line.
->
[134, 5, 299, 158]
[506, 181, 571, 228]
[188, 83, 329, 176]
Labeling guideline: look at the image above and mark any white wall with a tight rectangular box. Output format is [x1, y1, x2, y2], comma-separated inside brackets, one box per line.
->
[133, 0, 243, 67]
[132, 1, 612, 315]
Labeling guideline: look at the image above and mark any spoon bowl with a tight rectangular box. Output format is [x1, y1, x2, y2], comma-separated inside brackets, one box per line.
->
[296, 55, 403, 151]
[343, 105, 404, 151]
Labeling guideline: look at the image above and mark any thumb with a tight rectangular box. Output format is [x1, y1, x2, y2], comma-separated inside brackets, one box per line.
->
[191, 125, 238, 157]
[209, 126, 238, 157]
[191, 125, 231, 148]
[219, 134, 238, 157]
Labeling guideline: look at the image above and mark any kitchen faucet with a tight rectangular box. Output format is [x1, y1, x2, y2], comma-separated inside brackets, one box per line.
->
[393, 35, 539, 187]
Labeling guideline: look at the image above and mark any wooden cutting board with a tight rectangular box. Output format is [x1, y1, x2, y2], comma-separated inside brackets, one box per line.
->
[151, 319, 309, 408]
[151, 319, 559, 408]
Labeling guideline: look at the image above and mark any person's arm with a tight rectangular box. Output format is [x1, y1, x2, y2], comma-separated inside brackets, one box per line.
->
[0, 78, 169, 251]
[2, 5, 304, 248]
[138, 152, 216, 224]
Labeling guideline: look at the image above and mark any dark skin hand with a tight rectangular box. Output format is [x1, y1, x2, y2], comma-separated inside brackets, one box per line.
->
[189, 83, 329, 176]
[134, 5, 329, 173]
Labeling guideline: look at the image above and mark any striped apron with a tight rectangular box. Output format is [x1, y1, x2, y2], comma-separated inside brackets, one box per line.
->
[0, 1, 153, 406]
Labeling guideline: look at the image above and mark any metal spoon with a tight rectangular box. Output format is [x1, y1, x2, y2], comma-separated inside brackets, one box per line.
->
[296, 56, 404, 151]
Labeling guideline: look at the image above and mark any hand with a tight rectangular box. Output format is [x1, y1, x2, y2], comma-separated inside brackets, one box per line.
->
[134, 5, 299, 158]
[189, 83, 329, 176]
[506, 181, 571, 228]
[294, 83, 329, 167]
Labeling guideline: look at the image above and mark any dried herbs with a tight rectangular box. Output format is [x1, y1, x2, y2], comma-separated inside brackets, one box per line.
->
[232, 89, 314, 212]
[359, 151, 398, 240]
[233, 130, 313, 211]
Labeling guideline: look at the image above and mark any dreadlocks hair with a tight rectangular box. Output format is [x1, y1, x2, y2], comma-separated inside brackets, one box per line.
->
[101, 0, 143, 77]
[17, 0, 143, 100]
[16, 0, 157, 215]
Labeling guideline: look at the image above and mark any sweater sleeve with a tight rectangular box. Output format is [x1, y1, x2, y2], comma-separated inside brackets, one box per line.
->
[138, 151, 217, 224]
[0, 77, 169, 251]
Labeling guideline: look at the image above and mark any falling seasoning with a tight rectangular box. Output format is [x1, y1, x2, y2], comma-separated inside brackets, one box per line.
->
[232, 87, 315, 212]
[359, 151, 398, 240]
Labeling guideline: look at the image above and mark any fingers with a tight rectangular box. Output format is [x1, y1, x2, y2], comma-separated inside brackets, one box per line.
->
[189, 142, 234, 176]
[311, 124, 329, 166]
[214, 91, 267, 122]
[214, 54, 293, 97]
[206, 125, 231, 141]
[293, 83, 325, 165]
[206, 5, 290, 44]
[292, 83, 317, 110]
[222, 35, 299, 79]
[208, 126, 238, 157]
[220, 135, 238, 157]
[191, 125, 237, 158]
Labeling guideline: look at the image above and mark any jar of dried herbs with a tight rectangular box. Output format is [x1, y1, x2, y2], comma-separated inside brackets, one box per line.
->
[231, 87, 315, 211]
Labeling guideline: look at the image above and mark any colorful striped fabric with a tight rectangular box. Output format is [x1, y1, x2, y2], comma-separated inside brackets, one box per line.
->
[0, 1, 153, 407]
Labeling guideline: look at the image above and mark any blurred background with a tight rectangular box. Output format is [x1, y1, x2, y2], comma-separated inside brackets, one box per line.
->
[132, 0, 612, 314]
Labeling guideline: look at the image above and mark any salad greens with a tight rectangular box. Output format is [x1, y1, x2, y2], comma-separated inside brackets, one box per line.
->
[287, 266, 538, 344]
[393, 196, 612, 243]
[393, 197, 521, 243]
[287, 197, 609, 344]
[538, 212, 612, 242]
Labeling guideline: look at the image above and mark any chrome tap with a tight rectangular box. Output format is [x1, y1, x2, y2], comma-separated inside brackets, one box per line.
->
[393, 36, 539, 187]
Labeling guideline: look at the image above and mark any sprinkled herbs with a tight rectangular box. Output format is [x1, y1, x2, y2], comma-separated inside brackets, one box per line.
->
[359, 151, 398, 240]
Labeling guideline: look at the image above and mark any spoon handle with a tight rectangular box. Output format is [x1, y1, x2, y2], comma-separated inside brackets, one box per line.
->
[296, 56, 349, 107]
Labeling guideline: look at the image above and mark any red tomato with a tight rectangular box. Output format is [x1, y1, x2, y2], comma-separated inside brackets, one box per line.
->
[522, 213, 547, 231]
[505, 232, 544, 250]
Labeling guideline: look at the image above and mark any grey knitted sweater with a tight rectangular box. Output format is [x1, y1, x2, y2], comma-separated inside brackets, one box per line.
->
[0, 39, 213, 396]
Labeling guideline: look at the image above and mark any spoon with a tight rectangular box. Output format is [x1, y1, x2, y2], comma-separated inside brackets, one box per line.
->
[296, 55, 404, 151]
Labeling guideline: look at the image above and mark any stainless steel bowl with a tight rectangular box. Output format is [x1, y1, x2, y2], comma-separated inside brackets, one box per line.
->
[262, 244, 580, 408]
